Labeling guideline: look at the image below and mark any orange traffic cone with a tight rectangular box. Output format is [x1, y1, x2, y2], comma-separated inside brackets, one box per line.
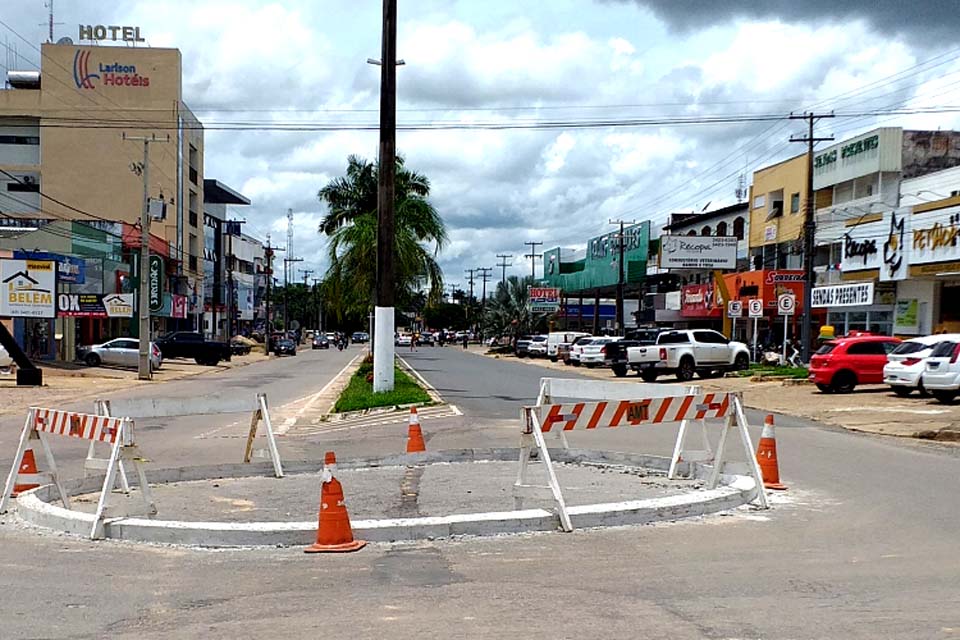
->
[756, 415, 787, 490]
[305, 452, 366, 553]
[12, 448, 40, 496]
[406, 408, 426, 453]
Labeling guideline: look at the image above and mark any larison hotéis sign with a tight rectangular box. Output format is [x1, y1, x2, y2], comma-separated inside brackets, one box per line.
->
[74, 50, 151, 90]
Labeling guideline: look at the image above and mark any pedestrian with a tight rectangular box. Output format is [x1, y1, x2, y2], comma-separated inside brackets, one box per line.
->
[411, 332, 417, 352]
[462, 333, 468, 349]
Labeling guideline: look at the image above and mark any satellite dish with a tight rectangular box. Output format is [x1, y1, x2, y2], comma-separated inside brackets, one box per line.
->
[56, 36, 73, 45]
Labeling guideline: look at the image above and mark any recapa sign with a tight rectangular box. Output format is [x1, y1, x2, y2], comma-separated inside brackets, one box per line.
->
[659, 235, 738, 270]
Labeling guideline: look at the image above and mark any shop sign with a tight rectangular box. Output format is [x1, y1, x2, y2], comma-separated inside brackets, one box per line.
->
[840, 208, 910, 280]
[911, 206, 960, 268]
[529, 287, 561, 313]
[842, 233, 877, 266]
[57, 293, 134, 318]
[811, 282, 875, 308]
[813, 129, 899, 190]
[171, 295, 187, 319]
[78, 25, 146, 43]
[659, 235, 737, 270]
[73, 49, 151, 90]
[680, 283, 720, 318]
[0, 259, 55, 318]
[13, 251, 85, 284]
[895, 299, 919, 330]
[764, 224, 777, 242]
[148, 256, 164, 312]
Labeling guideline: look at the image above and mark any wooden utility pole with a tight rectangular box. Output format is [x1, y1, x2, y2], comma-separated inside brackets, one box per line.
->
[123, 132, 168, 381]
[523, 241, 543, 280]
[790, 112, 834, 363]
[496, 253, 513, 283]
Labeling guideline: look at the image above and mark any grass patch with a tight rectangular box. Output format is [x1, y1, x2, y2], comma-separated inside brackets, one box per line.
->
[334, 360, 432, 412]
[737, 364, 809, 379]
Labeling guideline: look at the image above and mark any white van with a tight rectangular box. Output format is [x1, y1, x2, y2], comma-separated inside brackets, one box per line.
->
[546, 331, 591, 361]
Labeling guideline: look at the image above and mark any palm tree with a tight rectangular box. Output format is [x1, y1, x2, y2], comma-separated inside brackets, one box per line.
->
[482, 275, 543, 340]
[318, 155, 446, 320]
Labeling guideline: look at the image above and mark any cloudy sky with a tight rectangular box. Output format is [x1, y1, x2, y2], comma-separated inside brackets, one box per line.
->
[5, 0, 960, 291]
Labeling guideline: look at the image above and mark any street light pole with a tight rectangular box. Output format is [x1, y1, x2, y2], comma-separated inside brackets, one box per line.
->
[373, 0, 398, 393]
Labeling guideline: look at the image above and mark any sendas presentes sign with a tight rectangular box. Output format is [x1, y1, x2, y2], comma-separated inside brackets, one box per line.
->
[811, 282, 875, 308]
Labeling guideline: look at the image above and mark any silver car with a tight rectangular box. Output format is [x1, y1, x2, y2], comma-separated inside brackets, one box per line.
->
[78, 338, 163, 370]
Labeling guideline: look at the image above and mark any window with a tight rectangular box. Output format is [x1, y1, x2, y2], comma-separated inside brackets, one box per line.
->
[790, 193, 800, 213]
[816, 343, 836, 355]
[693, 330, 728, 344]
[931, 342, 957, 358]
[847, 342, 886, 355]
[658, 332, 689, 345]
[0, 135, 39, 145]
[753, 194, 765, 209]
[7, 181, 39, 193]
[733, 217, 745, 240]
[891, 341, 932, 355]
[687, 230, 696, 236]
[701, 225, 711, 236]
[114, 339, 138, 350]
[716, 221, 728, 236]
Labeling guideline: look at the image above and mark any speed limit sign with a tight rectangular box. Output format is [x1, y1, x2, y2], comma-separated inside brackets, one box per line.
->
[748, 299, 764, 318]
[778, 294, 796, 316]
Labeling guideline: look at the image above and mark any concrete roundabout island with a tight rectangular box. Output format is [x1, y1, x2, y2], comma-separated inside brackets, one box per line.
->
[11, 448, 764, 548]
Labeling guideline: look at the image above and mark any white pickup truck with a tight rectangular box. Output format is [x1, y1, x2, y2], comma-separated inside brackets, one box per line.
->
[619, 329, 751, 382]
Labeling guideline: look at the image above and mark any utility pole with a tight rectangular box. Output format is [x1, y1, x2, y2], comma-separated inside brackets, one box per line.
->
[496, 253, 513, 284]
[123, 132, 169, 381]
[790, 112, 834, 363]
[224, 220, 245, 340]
[373, 0, 398, 393]
[523, 241, 543, 280]
[263, 235, 284, 353]
[312, 278, 323, 332]
[283, 257, 303, 333]
[476, 267, 492, 306]
[464, 268, 476, 329]
[300, 269, 314, 331]
[609, 220, 637, 336]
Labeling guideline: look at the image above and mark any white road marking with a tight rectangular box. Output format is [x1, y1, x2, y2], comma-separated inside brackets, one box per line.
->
[275, 354, 363, 435]
[195, 420, 239, 440]
[826, 407, 951, 415]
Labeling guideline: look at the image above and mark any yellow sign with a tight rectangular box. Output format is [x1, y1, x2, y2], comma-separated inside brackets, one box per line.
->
[1, 259, 56, 318]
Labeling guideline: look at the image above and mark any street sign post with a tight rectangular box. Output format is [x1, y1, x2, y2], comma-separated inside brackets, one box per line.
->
[748, 299, 763, 362]
[778, 294, 796, 365]
[727, 300, 742, 340]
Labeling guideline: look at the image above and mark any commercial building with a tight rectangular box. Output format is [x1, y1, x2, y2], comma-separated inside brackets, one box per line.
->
[0, 41, 206, 340]
[202, 179, 254, 339]
[747, 153, 808, 271]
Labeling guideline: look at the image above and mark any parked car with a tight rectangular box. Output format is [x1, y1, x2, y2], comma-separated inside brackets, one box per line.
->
[312, 334, 330, 349]
[351, 331, 369, 343]
[515, 336, 533, 357]
[561, 335, 595, 364]
[229, 338, 252, 356]
[578, 336, 621, 367]
[602, 328, 662, 372]
[155, 331, 232, 366]
[546, 331, 591, 362]
[396, 334, 413, 347]
[77, 338, 163, 371]
[416, 332, 435, 346]
[619, 329, 750, 381]
[0, 343, 13, 370]
[809, 333, 902, 393]
[884, 334, 960, 396]
[273, 338, 297, 356]
[920, 339, 960, 403]
[527, 335, 548, 357]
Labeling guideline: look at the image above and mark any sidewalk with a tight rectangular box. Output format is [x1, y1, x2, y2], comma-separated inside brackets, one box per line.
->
[0, 352, 269, 417]
[477, 349, 960, 444]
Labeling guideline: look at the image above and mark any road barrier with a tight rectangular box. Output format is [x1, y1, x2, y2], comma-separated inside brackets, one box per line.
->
[1, 406, 155, 538]
[92, 392, 284, 478]
[515, 378, 768, 531]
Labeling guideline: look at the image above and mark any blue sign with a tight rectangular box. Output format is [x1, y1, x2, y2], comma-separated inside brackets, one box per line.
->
[13, 251, 86, 284]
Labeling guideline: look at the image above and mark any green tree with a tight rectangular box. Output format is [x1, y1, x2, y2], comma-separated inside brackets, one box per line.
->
[423, 302, 468, 331]
[318, 155, 446, 321]
[481, 275, 546, 339]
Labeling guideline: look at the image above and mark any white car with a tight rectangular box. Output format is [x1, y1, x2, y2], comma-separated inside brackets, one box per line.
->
[0, 343, 12, 370]
[577, 336, 621, 367]
[527, 335, 548, 357]
[546, 331, 590, 362]
[395, 334, 412, 347]
[77, 338, 163, 370]
[921, 338, 960, 403]
[884, 334, 960, 396]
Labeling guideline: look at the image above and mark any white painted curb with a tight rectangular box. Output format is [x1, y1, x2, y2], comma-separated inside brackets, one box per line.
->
[11, 448, 763, 548]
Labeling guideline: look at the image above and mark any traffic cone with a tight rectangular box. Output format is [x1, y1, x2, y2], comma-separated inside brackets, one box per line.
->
[756, 415, 787, 490]
[406, 407, 426, 453]
[12, 448, 40, 496]
[305, 451, 366, 554]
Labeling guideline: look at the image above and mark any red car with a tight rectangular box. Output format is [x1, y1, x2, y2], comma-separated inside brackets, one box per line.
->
[809, 333, 901, 393]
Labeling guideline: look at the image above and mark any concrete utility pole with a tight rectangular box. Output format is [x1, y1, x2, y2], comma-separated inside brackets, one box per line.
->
[123, 132, 168, 381]
[464, 268, 476, 329]
[373, 0, 398, 393]
[312, 278, 323, 331]
[496, 253, 513, 284]
[609, 220, 637, 336]
[790, 112, 834, 363]
[523, 241, 543, 280]
[225, 220, 245, 340]
[264, 236, 274, 353]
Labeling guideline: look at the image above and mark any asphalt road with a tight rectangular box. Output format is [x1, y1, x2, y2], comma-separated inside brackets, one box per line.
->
[0, 345, 958, 639]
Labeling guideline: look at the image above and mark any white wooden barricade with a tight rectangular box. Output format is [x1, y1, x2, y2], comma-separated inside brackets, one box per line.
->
[516, 378, 768, 532]
[96, 392, 284, 478]
[85, 400, 131, 493]
[0, 407, 156, 539]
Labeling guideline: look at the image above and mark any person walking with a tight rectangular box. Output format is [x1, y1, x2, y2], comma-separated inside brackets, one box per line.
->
[461, 332, 468, 350]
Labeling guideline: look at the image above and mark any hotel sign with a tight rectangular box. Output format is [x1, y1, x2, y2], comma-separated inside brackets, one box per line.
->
[78, 25, 145, 43]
